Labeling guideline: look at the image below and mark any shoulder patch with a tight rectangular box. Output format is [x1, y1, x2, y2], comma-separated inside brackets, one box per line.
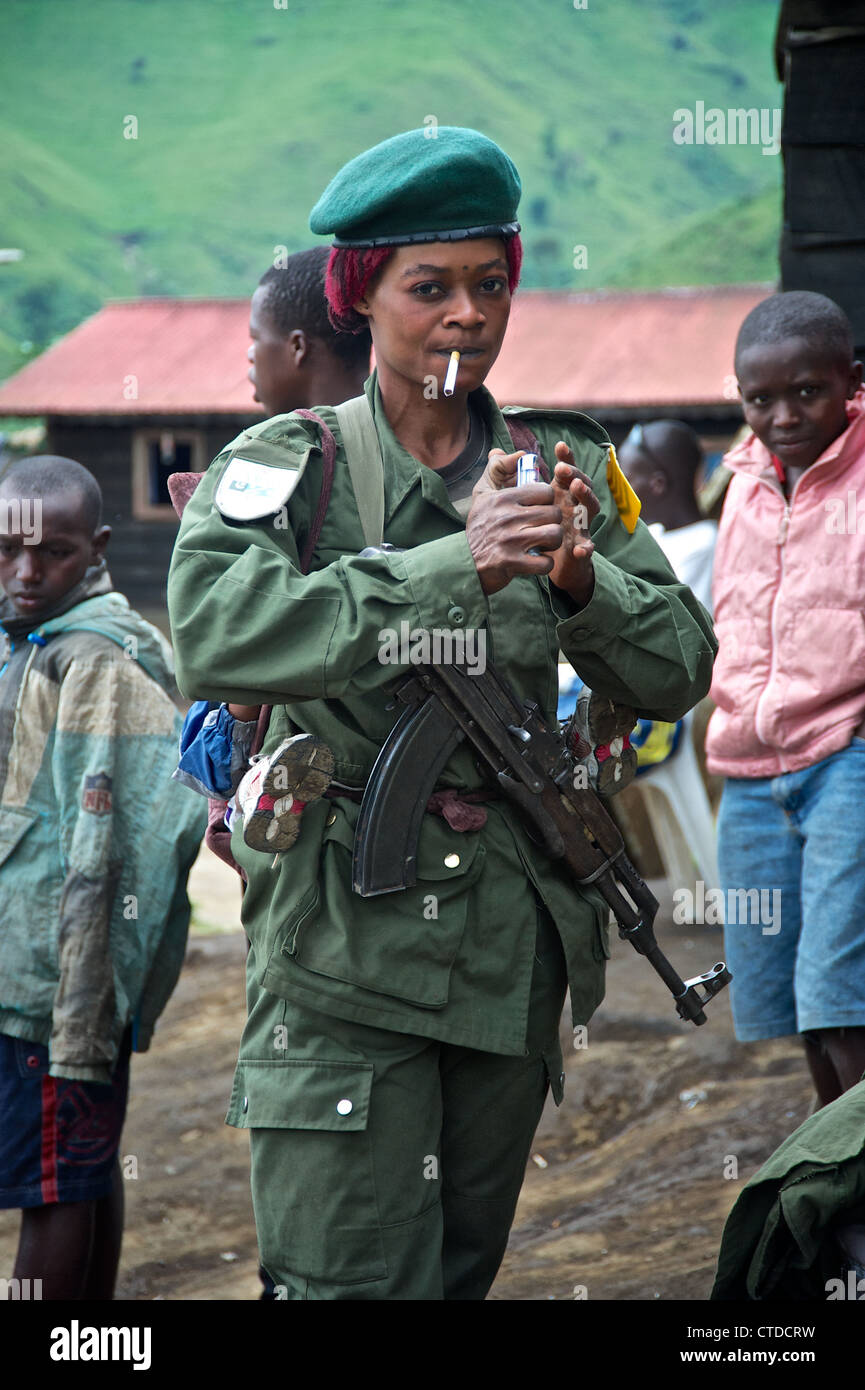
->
[606, 444, 642, 534]
[215, 456, 304, 521]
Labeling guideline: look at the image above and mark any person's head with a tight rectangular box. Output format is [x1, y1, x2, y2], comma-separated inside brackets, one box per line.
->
[734, 291, 863, 471]
[309, 127, 522, 400]
[248, 247, 372, 415]
[618, 420, 704, 529]
[0, 456, 109, 620]
[328, 237, 520, 400]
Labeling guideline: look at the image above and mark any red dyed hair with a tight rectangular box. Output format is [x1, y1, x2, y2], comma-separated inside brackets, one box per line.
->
[325, 234, 523, 334]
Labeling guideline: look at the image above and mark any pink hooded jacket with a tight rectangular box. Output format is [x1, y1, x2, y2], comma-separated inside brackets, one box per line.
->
[706, 389, 865, 778]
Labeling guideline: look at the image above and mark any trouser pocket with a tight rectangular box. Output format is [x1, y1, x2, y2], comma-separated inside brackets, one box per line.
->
[227, 1056, 386, 1284]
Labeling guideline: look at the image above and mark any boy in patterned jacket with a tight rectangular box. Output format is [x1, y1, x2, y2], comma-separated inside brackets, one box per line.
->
[0, 456, 205, 1299]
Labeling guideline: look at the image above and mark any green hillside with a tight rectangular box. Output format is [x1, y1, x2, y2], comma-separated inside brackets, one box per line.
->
[606, 185, 782, 288]
[0, 0, 783, 383]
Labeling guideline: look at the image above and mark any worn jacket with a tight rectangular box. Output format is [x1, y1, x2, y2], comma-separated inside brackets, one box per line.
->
[168, 373, 716, 1058]
[712, 1080, 865, 1300]
[0, 564, 206, 1082]
[707, 390, 865, 778]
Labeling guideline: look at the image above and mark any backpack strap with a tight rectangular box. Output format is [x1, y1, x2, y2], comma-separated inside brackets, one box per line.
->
[450, 419, 551, 520]
[333, 395, 385, 549]
[249, 408, 340, 756]
[167, 471, 206, 518]
[503, 418, 551, 481]
[295, 409, 337, 573]
[248, 398, 384, 770]
[197, 412, 339, 870]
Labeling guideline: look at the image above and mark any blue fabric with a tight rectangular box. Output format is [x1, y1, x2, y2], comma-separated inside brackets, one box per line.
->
[631, 716, 683, 772]
[556, 669, 583, 723]
[176, 701, 236, 799]
[717, 739, 865, 1039]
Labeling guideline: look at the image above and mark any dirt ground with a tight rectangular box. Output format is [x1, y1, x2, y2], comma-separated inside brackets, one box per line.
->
[0, 848, 812, 1302]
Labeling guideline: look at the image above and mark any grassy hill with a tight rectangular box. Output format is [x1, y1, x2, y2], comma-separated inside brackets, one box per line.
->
[0, 0, 783, 383]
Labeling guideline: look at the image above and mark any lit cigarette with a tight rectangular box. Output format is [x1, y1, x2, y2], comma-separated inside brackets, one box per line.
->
[443, 349, 460, 396]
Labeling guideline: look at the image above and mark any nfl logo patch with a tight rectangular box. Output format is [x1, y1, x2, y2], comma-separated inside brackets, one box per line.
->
[82, 772, 113, 816]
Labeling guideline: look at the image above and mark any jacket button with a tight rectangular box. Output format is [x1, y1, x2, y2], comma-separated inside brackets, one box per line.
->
[26, 1054, 40, 1069]
[447, 606, 466, 625]
[336, 1098, 353, 1115]
[242, 1096, 249, 1114]
[326, 811, 337, 826]
[444, 853, 460, 868]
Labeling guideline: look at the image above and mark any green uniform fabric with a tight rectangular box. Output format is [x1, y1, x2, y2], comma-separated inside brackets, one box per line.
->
[167, 369, 715, 1298]
[308, 126, 521, 247]
[228, 904, 567, 1298]
[167, 370, 715, 1055]
[712, 1080, 865, 1301]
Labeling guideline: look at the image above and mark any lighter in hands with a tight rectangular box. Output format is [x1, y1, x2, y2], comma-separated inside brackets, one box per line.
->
[516, 453, 542, 487]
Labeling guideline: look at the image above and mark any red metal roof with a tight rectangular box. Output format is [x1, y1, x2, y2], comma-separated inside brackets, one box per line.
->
[0, 299, 260, 417]
[487, 284, 772, 409]
[0, 285, 772, 417]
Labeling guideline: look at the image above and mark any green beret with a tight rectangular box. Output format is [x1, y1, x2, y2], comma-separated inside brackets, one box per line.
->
[309, 127, 521, 248]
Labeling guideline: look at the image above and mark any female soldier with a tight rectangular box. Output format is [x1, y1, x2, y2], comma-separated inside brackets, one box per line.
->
[167, 127, 715, 1300]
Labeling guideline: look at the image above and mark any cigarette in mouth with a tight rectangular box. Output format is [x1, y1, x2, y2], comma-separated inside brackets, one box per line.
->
[443, 349, 460, 396]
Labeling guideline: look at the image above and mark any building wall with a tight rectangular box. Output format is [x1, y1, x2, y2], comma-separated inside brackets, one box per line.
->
[46, 414, 258, 617]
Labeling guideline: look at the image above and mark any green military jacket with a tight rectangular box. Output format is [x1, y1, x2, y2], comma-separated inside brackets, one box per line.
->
[168, 372, 716, 1057]
[712, 1080, 865, 1300]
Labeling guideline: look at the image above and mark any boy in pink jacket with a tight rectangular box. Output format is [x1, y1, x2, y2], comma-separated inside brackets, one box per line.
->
[708, 290, 865, 1109]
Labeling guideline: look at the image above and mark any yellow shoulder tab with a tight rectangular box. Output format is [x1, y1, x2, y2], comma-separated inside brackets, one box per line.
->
[606, 444, 641, 534]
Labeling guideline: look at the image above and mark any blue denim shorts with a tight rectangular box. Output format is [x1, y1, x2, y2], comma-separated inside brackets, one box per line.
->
[717, 739, 865, 1040]
[0, 1032, 131, 1208]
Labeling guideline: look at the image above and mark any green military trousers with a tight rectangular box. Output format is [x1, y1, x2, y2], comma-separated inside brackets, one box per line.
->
[226, 904, 568, 1300]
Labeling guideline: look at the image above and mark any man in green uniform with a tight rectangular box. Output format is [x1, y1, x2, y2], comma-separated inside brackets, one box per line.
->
[167, 127, 716, 1300]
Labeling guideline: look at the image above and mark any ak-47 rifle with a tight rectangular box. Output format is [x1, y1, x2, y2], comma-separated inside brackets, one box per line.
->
[352, 657, 730, 1026]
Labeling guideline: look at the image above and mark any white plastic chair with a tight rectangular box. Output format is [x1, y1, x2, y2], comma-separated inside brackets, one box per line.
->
[634, 709, 720, 909]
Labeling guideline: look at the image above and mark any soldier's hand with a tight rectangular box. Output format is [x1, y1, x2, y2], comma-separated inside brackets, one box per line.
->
[471, 447, 522, 496]
[545, 442, 599, 607]
[465, 484, 564, 595]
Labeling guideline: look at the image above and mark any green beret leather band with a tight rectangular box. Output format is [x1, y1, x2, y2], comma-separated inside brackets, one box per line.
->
[331, 220, 521, 249]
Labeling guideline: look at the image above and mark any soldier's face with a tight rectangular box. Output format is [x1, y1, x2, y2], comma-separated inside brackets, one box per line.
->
[0, 493, 109, 618]
[354, 238, 511, 397]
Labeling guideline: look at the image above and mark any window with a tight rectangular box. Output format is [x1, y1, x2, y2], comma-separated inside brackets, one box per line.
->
[131, 429, 205, 520]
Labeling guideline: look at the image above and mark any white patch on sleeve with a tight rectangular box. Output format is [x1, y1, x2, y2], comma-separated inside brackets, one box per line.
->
[215, 457, 302, 521]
